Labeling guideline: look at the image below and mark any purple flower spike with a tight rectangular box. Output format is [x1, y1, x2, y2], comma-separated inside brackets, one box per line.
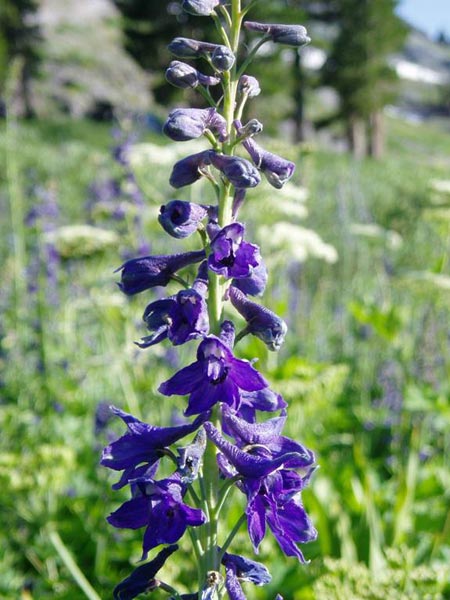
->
[113, 544, 178, 600]
[101, 407, 207, 488]
[159, 200, 209, 239]
[244, 21, 311, 47]
[229, 286, 287, 351]
[238, 75, 261, 98]
[208, 223, 261, 280]
[117, 250, 206, 295]
[232, 260, 268, 297]
[169, 150, 213, 188]
[211, 45, 235, 71]
[159, 335, 268, 415]
[108, 476, 206, 560]
[166, 61, 221, 89]
[164, 108, 227, 142]
[182, 0, 221, 16]
[210, 153, 261, 188]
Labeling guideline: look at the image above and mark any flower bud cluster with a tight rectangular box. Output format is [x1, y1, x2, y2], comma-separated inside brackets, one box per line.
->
[102, 4, 314, 599]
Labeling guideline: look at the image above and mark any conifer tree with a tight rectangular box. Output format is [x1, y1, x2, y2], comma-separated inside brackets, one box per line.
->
[0, 0, 41, 117]
[323, 0, 406, 158]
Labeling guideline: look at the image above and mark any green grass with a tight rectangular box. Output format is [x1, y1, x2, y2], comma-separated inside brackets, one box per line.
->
[1, 114, 449, 599]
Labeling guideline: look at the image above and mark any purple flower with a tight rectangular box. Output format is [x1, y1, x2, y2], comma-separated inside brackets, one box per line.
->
[164, 108, 227, 142]
[229, 286, 287, 351]
[232, 261, 268, 297]
[101, 407, 207, 488]
[169, 150, 213, 188]
[166, 61, 221, 89]
[137, 287, 209, 348]
[159, 336, 268, 415]
[244, 21, 311, 47]
[208, 223, 261, 280]
[211, 45, 235, 71]
[235, 121, 295, 188]
[238, 75, 261, 98]
[113, 544, 178, 600]
[206, 411, 316, 561]
[182, 0, 221, 17]
[222, 552, 271, 599]
[209, 153, 261, 188]
[108, 475, 206, 559]
[204, 419, 313, 479]
[159, 200, 209, 239]
[117, 250, 205, 295]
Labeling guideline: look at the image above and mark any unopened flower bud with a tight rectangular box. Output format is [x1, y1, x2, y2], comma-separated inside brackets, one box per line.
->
[229, 286, 287, 350]
[238, 74, 261, 97]
[182, 0, 221, 16]
[209, 153, 261, 188]
[236, 119, 263, 139]
[117, 250, 205, 295]
[169, 150, 213, 188]
[159, 200, 209, 238]
[244, 21, 311, 47]
[166, 61, 220, 89]
[211, 45, 235, 71]
[164, 108, 227, 142]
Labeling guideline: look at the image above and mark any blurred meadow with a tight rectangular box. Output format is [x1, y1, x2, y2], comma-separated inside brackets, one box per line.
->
[1, 1, 450, 599]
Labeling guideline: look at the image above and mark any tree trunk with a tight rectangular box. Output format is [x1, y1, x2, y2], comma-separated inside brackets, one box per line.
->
[293, 49, 306, 143]
[348, 115, 366, 158]
[368, 110, 385, 158]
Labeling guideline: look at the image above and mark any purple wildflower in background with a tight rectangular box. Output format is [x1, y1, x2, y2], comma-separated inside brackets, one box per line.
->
[208, 223, 261, 279]
[117, 249, 205, 294]
[159, 335, 268, 415]
[159, 200, 209, 239]
[166, 61, 221, 89]
[244, 21, 311, 47]
[164, 108, 227, 142]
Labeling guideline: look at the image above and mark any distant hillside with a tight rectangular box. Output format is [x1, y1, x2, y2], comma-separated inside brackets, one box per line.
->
[35, 0, 152, 118]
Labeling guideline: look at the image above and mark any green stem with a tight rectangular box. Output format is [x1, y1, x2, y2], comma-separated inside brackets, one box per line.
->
[218, 513, 247, 559]
[237, 35, 270, 78]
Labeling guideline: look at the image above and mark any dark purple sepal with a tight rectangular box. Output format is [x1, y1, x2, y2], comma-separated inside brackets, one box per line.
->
[101, 407, 208, 486]
[208, 223, 261, 280]
[117, 250, 205, 295]
[204, 422, 303, 479]
[113, 545, 178, 600]
[232, 260, 268, 297]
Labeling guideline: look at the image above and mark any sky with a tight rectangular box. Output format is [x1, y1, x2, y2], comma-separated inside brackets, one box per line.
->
[396, 0, 450, 38]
